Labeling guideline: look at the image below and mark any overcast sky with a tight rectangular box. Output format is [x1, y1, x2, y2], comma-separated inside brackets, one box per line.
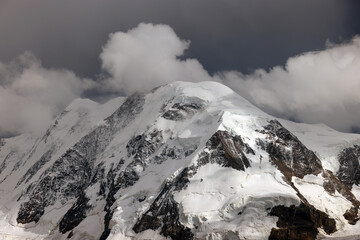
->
[0, 0, 360, 137]
[1, 0, 359, 77]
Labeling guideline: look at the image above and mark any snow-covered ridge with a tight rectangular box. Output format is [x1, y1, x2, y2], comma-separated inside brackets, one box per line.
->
[0, 81, 359, 240]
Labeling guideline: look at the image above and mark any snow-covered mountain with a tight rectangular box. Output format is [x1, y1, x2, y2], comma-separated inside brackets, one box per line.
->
[0, 81, 360, 240]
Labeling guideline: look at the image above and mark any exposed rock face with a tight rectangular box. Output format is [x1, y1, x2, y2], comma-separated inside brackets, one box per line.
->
[162, 98, 206, 121]
[337, 145, 360, 187]
[258, 120, 322, 179]
[59, 193, 90, 234]
[133, 168, 194, 240]
[17, 149, 93, 224]
[17, 93, 145, 224]
[100, 166, 140, 240]
[126, 129, 164, 165]
[256, 120, 360, 229]
[0, 151, 16, 175]
[100, 128, 166, 239]
[154, 145, 194, 164]
[17, 148, 54, 186]
[323, 170, 360, 225]
[198, 130, 253, 171]
[269, 203, 337, 240]
[131, 130, 254, 239]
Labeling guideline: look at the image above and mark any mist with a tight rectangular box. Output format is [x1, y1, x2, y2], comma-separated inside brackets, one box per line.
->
[0, 52, 92, 137]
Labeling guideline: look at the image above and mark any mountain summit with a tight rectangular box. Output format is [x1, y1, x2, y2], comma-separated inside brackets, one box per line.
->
[0, 81, 360, 240]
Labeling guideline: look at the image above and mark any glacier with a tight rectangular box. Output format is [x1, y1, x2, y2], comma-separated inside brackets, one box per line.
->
[0, 81, 359, 239]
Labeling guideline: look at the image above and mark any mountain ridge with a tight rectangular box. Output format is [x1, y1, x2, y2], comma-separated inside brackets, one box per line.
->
[0, 81, 359, 240]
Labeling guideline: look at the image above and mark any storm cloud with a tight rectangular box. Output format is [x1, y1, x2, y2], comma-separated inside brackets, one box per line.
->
[0, 0, 358, 77]
[0, 7, 360, 137]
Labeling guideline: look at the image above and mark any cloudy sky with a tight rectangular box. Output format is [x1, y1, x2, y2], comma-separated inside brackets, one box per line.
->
[0, 0, 360, 137]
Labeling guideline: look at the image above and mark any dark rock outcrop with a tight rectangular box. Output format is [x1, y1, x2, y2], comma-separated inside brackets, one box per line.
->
[17, 148, 55, 186]
[0, 151, 16, 175]
[257, 120, 360, 227]
[258, 120, 322, 179]
[198, 130, 253, 171]
[101, 127, 167, 239]
[17, 93, 145, 224]
[59, 193, 90, 233]
[99, 167, 140, 240]
[337, 145, 360, 187]
[269, 203, 337, 240]
[162, 100, 205, 121]
[17, 149, 92, 224]
[126, 129, 163, 165]
[133, 168, 194, 240]
[323, 170, 360, 225]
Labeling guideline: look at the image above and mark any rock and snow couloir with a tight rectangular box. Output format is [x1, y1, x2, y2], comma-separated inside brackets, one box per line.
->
[0, 81, 360, 239]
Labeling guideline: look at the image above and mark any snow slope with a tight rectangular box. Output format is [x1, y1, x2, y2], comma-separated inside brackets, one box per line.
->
[0, 81, 359, 240]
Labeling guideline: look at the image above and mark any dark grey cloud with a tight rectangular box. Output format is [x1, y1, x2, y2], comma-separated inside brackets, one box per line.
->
[0, 0, 358, 78]
[0, 1, 360, 137]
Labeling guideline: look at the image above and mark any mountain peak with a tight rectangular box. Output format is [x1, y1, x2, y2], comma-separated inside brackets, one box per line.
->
[0, 81, 360, 239]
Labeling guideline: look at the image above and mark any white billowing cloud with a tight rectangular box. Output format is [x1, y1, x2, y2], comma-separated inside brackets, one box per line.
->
[99, 23, 360, 132]
[220, 36, 360, 132]
[100, 23, 211, 94]
[0, 52, 93, 137]
[1, 23, 360, 137]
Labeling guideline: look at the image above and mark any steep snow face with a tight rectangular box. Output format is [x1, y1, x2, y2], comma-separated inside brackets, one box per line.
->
[0, 96, 125, 238]
[0, 97, 126, 190]
[280, 120, 360, 173]
[0, 81, 359, 240]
